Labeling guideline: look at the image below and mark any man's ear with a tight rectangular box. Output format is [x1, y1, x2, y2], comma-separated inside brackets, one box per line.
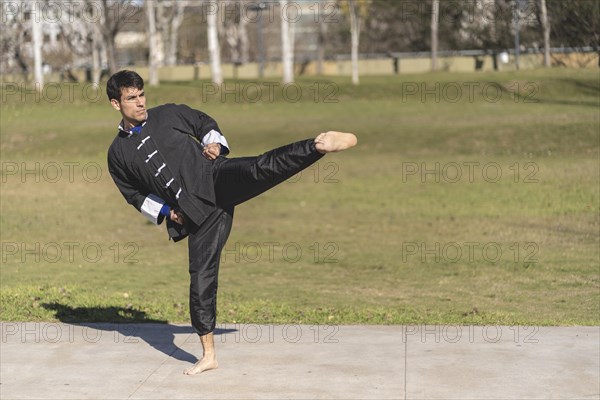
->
[110, 98, 121, 111]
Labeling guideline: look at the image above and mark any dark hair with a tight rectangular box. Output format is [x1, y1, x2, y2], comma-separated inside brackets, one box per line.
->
[106, 70, 144, 102]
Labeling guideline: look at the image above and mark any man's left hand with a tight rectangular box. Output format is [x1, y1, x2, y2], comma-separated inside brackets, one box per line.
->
[202, 143, 221, 160]
[170, 208, 185, 225]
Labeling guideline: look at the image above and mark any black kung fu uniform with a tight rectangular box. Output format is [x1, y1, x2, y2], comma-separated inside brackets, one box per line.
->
[107, 103, 323, 335]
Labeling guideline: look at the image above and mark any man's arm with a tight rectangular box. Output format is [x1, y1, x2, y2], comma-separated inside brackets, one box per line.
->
[108, 149, 168, 225]
[171, 104, 230, 156]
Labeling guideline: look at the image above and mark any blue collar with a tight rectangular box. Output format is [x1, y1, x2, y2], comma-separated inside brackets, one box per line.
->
[118, 119, 147, 137]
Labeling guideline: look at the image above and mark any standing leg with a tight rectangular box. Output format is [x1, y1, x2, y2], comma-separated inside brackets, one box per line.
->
[183, 206, 233, 375]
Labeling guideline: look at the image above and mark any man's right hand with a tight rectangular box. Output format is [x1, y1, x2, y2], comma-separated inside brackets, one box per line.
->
[170, 209, 185, 225]
[202, 143, 221, 160]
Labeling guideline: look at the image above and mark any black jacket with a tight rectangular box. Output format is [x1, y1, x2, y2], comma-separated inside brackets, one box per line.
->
[107, 103, 228, 241]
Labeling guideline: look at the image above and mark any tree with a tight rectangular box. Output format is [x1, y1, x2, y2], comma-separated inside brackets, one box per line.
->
[166, 1, 186, 66]
[95, 0, 140, 75]
[316, 3, 327, 75]
[347, 0, 360, 85]
[90, 27, 103, 84]
[57, 2, 103, 83]
[154, 0, 187, 66]
[281, 0, 294, 84]
[143, 0, 187, 79]
[431, 0, 439, 71]
[146, 0, 160, 86]
[31, 4, 44, 87]
[342, 0, 371, 85]
[356, 0, 427, 53]
[206, 0, 222, 85]
[223, 0, 250, 78]
[539, 0, 551, 67]
[546, 0, 599, 48]
[1, 3, 29, 80]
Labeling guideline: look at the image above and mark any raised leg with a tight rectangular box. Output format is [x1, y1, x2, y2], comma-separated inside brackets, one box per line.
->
[212, 133, 357, 208]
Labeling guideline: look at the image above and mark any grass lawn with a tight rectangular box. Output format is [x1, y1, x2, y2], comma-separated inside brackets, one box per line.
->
[1, 68, 598, 326]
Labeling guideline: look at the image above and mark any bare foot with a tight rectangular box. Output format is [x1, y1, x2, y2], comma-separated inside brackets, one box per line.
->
[183, 355, 218, 375]
[314, 131, 357, 154]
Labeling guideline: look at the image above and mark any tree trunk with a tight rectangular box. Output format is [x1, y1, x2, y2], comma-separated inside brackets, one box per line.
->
[147, 0, 159, 86]
[316, 13, 326, 75]
[166, 0, 185, 66]
[289, 13, 295, 60]
[225, 17, 240, 64]
[239, 8, 249, 64]
[514, 0, 521, 70]
[95, 0, 134, 75]
[32, 8, 44, 87]
[431, 0, 439, 71]
[207, 1, 222, 85]
[92, 27, 102, 84]
[97, 0, 119, 75]
[487, 0, 497, 44]
[540, 0, 551, 67]
[348, 0, 360, 85]
[102, 30, 117, 74]
[281, 0, 294, 84]
[154, 0, 166, 66]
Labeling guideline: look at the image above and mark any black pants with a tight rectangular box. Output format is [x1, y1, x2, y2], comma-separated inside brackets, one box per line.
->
[187, 139, 323, 335]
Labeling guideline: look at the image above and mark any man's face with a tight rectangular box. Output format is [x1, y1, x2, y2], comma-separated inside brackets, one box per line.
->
[111, 87, 147, 126]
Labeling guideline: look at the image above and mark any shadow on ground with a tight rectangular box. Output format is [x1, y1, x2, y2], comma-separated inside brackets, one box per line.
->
[42, 302, 237, 363]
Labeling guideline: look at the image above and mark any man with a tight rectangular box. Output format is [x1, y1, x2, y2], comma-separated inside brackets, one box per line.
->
[106, 70, 356, 375]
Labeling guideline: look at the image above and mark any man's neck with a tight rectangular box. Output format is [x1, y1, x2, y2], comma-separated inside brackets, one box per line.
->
[121, 113, 147, 131]
[123, 119, 139, 131]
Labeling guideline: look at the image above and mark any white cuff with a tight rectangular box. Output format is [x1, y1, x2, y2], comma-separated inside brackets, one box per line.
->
[201, 129, 230, 155]
[140, 194, 165, 224]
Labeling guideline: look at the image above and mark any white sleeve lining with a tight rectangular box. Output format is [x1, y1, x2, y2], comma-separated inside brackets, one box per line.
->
[201, 129, 230, 154]
[140, 193, 165, 224]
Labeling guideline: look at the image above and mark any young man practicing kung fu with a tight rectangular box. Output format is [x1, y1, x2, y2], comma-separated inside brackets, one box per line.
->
[106, 70, 357, 375]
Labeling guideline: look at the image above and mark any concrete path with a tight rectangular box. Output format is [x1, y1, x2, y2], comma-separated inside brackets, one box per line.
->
[1, 323, 598, 399]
